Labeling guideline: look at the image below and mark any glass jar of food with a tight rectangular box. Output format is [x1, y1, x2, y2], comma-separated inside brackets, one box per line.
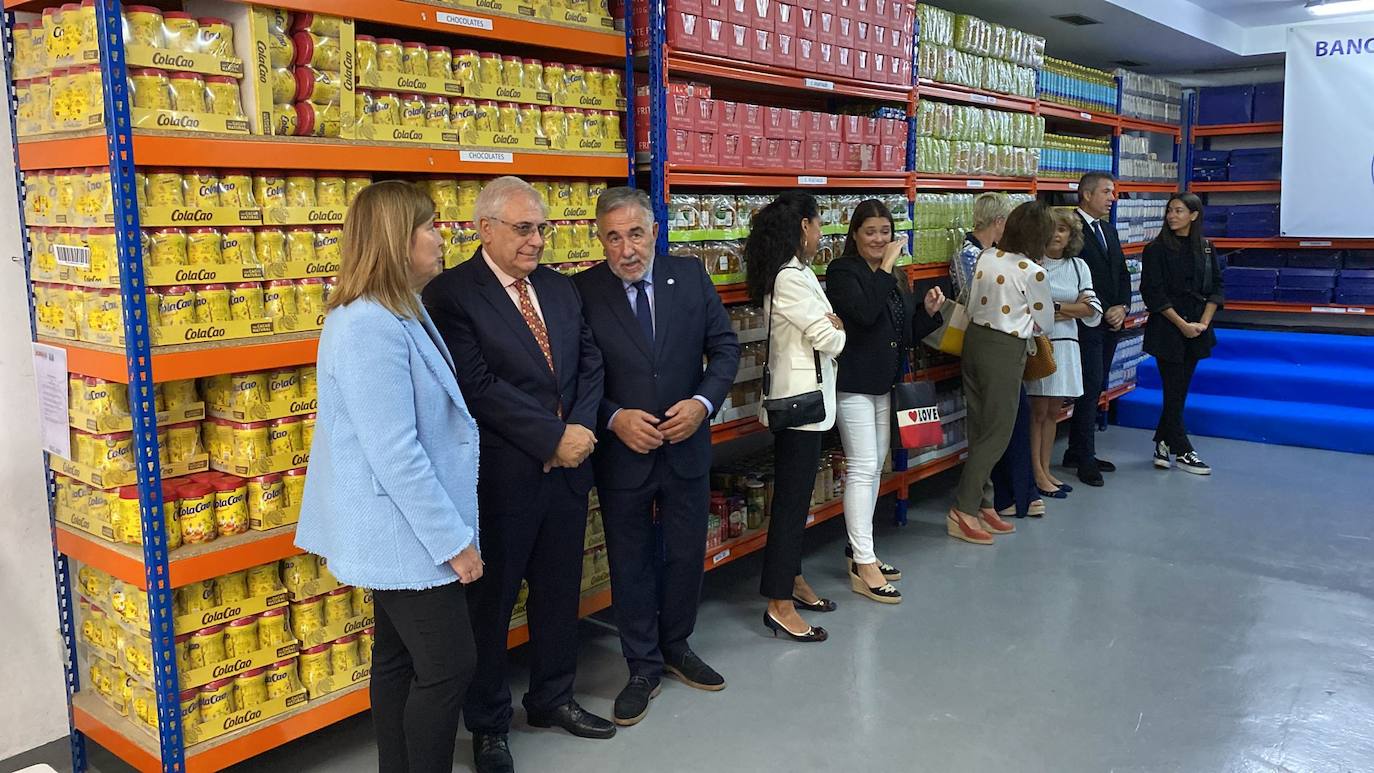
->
[294, 67, 340, 105]
[501, 55, 525, 88]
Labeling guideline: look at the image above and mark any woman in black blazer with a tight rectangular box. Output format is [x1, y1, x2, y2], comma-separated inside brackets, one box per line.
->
[826, 199, 943, 604]
[1141, 193, 1224, 475]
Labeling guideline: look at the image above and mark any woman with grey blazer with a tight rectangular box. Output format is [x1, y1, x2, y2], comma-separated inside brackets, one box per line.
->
[296, 181, 482, 773]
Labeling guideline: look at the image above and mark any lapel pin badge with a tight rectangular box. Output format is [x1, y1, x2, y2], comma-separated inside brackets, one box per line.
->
[666, 278, 675, 285]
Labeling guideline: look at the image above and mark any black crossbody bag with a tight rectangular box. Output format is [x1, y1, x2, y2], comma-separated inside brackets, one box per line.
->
[762, 266, 827, 430]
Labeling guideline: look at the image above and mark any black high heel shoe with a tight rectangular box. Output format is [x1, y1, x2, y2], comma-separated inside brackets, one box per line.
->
[791, 595, 837, 612]
[763, 610, 829, 643]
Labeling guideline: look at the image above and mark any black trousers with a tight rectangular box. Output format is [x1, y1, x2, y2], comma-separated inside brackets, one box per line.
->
[372, 581, 477, 773]
[599, 454, 709, 679]
[464, 468, 589, 734]
[760, 428, 824, 600]
[991, 386, 1035, 515]
[1154, 357, 1199, 454]
[1067, 325, 1120, 468]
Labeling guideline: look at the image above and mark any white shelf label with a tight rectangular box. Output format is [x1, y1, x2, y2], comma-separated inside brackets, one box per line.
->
[712, 549, 731, 564]
[958, 451, 969, 461]
[33, 344, 71, 460]
[804, 77, 835, 91]
[1068, 182, 1080, 191]
[965, 179, 985, 189]
[806, 514, 816, 525]
[797, 175, 828, 185]
[437, 11, 495, 30]
[1299, 240, 1333, 247]
[54, 244, 90, 268]
[1080, 111, 1093, 121]
[1311, 306, 1349, 314]
[969, 93, 997, 105]
[460, 150, 513, 163]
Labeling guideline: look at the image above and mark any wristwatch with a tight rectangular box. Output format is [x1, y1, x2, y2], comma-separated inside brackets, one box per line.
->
[1053, 302, 1063, 312]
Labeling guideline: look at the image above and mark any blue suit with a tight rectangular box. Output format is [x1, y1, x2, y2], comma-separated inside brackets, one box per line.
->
[295, 298, 479, 591]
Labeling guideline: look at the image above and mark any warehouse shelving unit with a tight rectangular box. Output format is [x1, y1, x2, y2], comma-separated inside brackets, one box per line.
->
[5, 0, 634, 768]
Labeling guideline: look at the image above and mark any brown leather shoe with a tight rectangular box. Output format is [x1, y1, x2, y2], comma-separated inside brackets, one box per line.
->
[947, 509, 994, 544]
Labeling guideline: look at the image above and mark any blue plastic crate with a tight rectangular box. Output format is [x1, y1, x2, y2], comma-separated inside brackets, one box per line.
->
[1193, 167, 1230, 182]
[1285, 251, 1343, 269]
[1254, 82, 1283, 123]
[1224, 267, 1279, 286]
[1198, 85, 1255, 125]
[1335, 289, 1374, 305]
[1226, 250, 1286, 268]
[1337, 269, 1374, 290]
[1229, 203, 1280, 216]
[1228, 163, 1281, 182]
[1194, 150, 1231, 165]
[1278, 268, 1338, 289]
[1277, 287, 1333, 303]
[1227, 286, 1277, 302]
[1345, 251, 1374, 269]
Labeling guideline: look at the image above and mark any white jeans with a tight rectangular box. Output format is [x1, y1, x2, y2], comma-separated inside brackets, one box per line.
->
[836, 391, 890, 564]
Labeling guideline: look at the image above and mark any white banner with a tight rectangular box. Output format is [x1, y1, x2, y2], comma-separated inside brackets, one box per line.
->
[1280, 23, 1374, 238]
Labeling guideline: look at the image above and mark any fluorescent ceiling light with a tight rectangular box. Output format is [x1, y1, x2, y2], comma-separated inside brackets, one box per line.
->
[1307, 0, 1374, 16]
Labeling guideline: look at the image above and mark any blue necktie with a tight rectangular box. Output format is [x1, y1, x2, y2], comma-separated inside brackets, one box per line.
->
[1092, 220, 1108, 252]
[633, 280, 654, 345]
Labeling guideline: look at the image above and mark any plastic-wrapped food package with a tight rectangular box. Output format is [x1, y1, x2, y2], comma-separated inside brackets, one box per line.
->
[887, 194, 910, 224]
[705, 194, 738, 231]
[918, 4, 955, 47]
[670, 193, 700, 231]
[738, 195, 770, 231]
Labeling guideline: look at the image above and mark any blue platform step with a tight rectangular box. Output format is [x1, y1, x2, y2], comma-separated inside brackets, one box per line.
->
[1116, 328, 1374, 455]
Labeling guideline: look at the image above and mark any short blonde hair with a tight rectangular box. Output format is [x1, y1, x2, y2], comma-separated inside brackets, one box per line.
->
[328, 181, 435, 318]
[972, 192, 1014, 230]
[1050, 207, 1085, 257]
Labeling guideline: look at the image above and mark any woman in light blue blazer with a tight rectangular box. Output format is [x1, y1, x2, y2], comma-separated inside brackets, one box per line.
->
[295, 180, 482, 773]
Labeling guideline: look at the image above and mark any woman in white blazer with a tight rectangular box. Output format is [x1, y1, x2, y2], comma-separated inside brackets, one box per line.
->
[295, 181, 484, 773]
[746, 191, 846, 643]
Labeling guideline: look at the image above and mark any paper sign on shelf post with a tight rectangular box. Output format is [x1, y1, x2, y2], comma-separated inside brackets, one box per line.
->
[33, 344, 71, 460]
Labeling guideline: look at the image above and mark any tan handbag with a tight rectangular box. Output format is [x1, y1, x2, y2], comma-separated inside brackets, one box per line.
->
[1023, 335, 1057, 381]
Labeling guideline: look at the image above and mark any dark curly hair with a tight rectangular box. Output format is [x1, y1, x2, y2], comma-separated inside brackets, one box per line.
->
[745, 191, 820, 304]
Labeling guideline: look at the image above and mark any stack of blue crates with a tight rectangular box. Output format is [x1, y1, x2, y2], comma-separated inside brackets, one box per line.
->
[1192, 150, 1230, 181]
[1196, 83, 1283, 125]
[1227, 147, 1282, 181]
[1226, 204, 1280, 238]
[1253, 82, 1283, 123]
[1219, 250, 1372, 305]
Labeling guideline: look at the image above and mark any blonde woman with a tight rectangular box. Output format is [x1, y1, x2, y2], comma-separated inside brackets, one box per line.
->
[952, 192, 1015, 296]
[1027, 209, 1102, 498]
[948, 202, 1056, 545]
[296, 180, 483, 773]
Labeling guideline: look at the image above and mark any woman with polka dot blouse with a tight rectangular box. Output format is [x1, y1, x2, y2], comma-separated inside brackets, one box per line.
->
[947, 202, 1057, 545]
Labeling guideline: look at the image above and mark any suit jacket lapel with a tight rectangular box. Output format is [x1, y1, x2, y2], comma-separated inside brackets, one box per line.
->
[652, 258, 673, 361]
[472, 250, 558, 384]
[601, 265, 653, 361]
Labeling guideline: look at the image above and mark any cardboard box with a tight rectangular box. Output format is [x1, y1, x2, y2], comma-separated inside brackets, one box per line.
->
[704, 18, 730, 56]
[720, 133, 745, 166]
[765, 137, 785, 167]
[175, 591, 290, 637]
[818, 10, 836, 44]
[862, 116, 880, 142]
[210, 447, 310, 478]
[669, 10, 705, 51]
[746, 135, 770, 168]
[785, 108, 806, 140]
[752, 28, 775, 65]
[703, 0, 728, 19]
[298, 613, 376, 649]
[785, 139, 805, 166]
[180, 639, 301, 690]
[799, 7, 816, 37]
[305, 661, 371, 701]
[775, 1, 796, 35]
[879, 143, 901, 171]
[825, 139, 844, 170]
[694, 96, 718, 127]
[671, 0, 706, 13]
[670, 89, 695, 130]
[743, 103, 766, 134]
[765, 106, 787, 138]
[776, 32, 797, 68]
[728, 22, 751, 60]
[51, 453, 209, 491]
[837, 15, 852, 43]
[840, 113, 862, 142]
[669, 127, 694, 164]
[70, 403, 205, 435]
[873, 52, 889, 84]
[873, 24, 887, 50]
[806, 139, 826, 167]
[695, 131, 719, 165]
[836, 46, 854, 78]
[797, 36, 818, 71]
[718, 100, 744, 133]
[855, 48, 871, 82]
[753, 0, 774, 30]
[818, 42, 837, 75]
[183, 689, 309, 746]
[728, 0, 750, 24]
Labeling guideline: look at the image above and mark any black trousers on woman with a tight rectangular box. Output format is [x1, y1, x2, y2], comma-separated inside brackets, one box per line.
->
[1154, 357, 1200, 454]
[760, 428, 825, 599]
[372, 581, 477, 773]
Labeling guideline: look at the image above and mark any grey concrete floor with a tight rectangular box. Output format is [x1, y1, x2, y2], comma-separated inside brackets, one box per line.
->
[52, 427, 1374, 772]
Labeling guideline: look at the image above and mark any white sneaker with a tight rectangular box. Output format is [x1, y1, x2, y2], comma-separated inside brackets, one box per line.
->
[1176, 451, 1212, 475]
[1153, 441, 1172, 469]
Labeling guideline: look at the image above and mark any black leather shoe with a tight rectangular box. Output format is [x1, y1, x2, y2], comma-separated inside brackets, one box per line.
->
[1095, 458, 1117, 472]
[473, 733, 514, 773]
[527, 699, 616, 739]
[1077, 467, 1105, 487]
[665, 649, 726, 691]
[613, 676, 660, 726]
[1064, 452, 1116, 473]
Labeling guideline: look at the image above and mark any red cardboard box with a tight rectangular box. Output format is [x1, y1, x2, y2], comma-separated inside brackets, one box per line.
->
[742, 102, 766, 134]
[752, 0, 774, 30]
[775, 2, 796, 36]
[728, 22, 751, 60]
[872, 0, 885, 22]
[854, 48, 870, 82]
[836, 45, 854, 78]
[764, 106, 787, 138]
[805, 138, 825, 167]
[671, 0, 705, 14]
[797, 36, 817, 71]
[897, 56, 911, 86]
[873, 24, 886, 50]
[752, 28, 775, 65]
[798, 7, 816, 38]
[775, 31, 796, 68]
[845, 142, 866, 172]
[890, 26, 906, 57]
[765, 137, 785, 167]
[670, 87, 695, 130]
[703, 0, 727, 19]
[821, 112, 842, 142]
[818, 41, 837, 75]
[840, 113, 862, 142]
[803, 110, 824, 140]
[694, 96, 718, 127]
[825, 139, 844, 171]
[796, 0, 816, 9]
[695, 131, 720, 165]
[879, 116, 899, 143]
[818, 10, 836, 44]
[718, 100, 744, 134]
[855, 19, 869, 47]
[746, 135, 770, 168]
[720, 133, 744, 167]
[879, 143, 899, 172]
[862, 116, 880, 143]
[728, 0, 749, 25]
[703, 17, 729, 55]
[854, 0, 868, 17]
[837, 15, 851, 43]
[786, 138, 805, 166]
[668, 11, 705, 51]
[784, 108, 805, 140]
[669, 127, 693, 163]
[872, 51, 888, 84]
[888, 0, 903, 25]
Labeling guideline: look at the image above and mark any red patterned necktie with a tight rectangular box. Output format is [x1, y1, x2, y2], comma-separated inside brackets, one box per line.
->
[513, 278, 554, 374]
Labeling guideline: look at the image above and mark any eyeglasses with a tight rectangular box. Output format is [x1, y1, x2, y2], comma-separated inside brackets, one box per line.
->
[600, 228, 652, 248]
[486, 216, 550, 239]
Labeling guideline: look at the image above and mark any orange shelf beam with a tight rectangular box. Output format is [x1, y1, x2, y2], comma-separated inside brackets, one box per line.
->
[1225, 301, 1374, 316]
[1211, 237, 1374, 250]
[916, 79, 1037, 114]
[1039, 101, 1119, 130]
[57, 524, 305, 590]
[1192, 122, 1283, 137]
[1117, 181, 1179, 193]
[716, 283, 751, 304]
[1191, 180, 1280, 193]
[19, 133, 628, 175]
[38, 337, 320, 383]
[1036, 179, 1082, 192]
[1123, 241, 1148, 255]
[668, 51, 912, 102]
[668, 167, 909, 189]
[905, 263, 951, 281]
[914, 174, 1034, 192]
[1119, 116, 1183, 137]
[711, 417, 765, 444]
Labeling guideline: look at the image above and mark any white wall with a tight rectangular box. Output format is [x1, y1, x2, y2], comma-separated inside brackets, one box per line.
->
[0, 44, 77, 760]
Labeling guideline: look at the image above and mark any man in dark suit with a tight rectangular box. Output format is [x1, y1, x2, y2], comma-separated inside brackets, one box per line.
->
[422, 176, 612, 773]
[574, 187, 739, 727]
[1066, 172, 1132, 487]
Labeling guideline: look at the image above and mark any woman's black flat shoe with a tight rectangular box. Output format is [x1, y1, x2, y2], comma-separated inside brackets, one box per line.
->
[791, 595, 837, 612]
[1037, 487, 1067, 499]
[1057, 482, 1074, 493]
[764, 611, 829, 642]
